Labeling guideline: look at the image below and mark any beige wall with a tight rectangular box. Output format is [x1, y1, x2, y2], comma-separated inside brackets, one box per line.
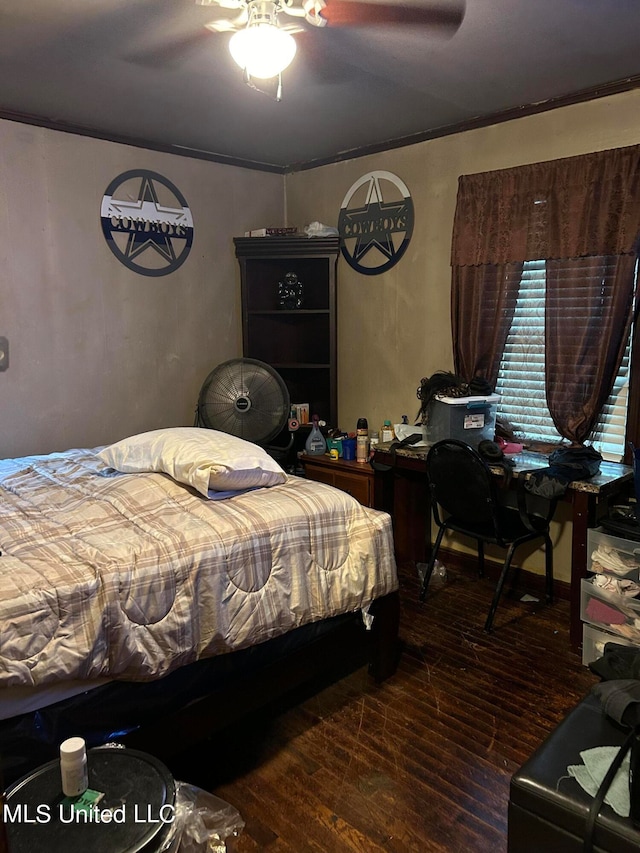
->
[0, 121, 284, 458]
[285, 88, 640, 581]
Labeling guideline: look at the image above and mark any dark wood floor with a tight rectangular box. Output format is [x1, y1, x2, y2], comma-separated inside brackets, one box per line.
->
[170, 562, 598, 852]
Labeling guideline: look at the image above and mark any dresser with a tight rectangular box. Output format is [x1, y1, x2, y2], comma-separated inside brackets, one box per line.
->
[301, 454, 374, 507]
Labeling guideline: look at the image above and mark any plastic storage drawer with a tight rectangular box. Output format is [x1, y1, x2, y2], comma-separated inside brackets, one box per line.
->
[425, 394, 500, 449]
[588, 526, 640, 580]
[581, 622, 638, 666]
[580, 577, 640, 642]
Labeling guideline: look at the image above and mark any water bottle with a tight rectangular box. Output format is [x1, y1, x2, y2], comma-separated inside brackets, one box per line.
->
[432, 559, 448, 584]
[416, 559, 447, 587]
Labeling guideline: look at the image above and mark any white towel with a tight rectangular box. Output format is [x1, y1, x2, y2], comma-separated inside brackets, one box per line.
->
[567, 746, 630, 817]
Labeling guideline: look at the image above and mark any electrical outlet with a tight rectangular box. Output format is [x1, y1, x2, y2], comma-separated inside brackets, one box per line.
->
[0, 337, 9, 371]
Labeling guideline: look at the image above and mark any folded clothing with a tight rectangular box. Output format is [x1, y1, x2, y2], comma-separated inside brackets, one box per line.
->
[592, 543, 640, 577]
[608, 622, 640, 642]
[592, 573, 640, 597]
[585, 598, 628, 625]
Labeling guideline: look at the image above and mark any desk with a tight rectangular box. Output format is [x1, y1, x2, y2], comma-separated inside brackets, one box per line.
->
[373, 443, 633, 651]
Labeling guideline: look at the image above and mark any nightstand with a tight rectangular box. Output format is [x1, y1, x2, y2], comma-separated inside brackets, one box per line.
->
[300, 454, 374, 507]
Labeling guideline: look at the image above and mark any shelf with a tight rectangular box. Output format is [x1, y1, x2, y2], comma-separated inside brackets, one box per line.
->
[235, 237, 339, 427]
[247, 309, 330, 316]
[271, 363, 331, 369]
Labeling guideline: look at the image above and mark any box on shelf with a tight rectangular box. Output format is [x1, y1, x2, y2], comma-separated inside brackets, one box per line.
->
[582, 622, 638, 667]
[244, 227, 298, 237]
[424, 394, 500, 449]
[588, 526, 640, 580]
[580, 577, 640, 642]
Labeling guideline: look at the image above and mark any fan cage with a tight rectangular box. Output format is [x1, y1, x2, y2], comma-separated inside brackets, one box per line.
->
[197, 358, 290, 446]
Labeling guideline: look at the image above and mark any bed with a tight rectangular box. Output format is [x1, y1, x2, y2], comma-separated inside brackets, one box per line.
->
[0, 429, 399, 783]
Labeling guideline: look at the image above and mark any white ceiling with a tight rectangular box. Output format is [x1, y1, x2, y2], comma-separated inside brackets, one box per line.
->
[1, 0, 639, 171]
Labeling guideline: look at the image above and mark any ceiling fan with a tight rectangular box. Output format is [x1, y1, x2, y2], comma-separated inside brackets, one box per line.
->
[196, 0, 465, 98]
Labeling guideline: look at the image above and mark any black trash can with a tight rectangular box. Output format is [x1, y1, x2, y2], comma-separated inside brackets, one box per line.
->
[4, 746, 176, 853]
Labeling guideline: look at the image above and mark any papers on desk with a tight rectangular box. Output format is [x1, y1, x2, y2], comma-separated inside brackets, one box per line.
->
[394, 424, 428, 447]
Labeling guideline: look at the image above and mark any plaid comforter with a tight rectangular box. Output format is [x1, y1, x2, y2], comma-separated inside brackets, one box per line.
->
[0, 448, 397, 687]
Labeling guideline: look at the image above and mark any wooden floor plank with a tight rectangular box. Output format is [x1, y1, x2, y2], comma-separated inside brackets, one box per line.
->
[168, 561, 598, 852]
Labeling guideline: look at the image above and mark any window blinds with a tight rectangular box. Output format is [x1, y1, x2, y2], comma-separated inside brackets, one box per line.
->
[495, 260, 634, 462]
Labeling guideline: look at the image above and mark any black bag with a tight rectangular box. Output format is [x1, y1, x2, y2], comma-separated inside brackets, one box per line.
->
[369, 432, 423, 473]
[524, 445, 602, 499]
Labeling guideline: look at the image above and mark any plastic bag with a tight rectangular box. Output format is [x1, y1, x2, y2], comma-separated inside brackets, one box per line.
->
[304, 221, 339, 238]
[416, 559, 447, 588]
[162, 781, 245, 853]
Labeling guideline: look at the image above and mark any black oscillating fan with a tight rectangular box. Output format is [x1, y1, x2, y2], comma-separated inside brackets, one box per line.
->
[196, 358, 294, 464]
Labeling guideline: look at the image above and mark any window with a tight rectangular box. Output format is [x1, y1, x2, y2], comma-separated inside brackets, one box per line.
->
[495, 260, 637, 462]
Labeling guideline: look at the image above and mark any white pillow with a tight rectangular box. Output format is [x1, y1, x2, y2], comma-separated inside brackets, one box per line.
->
[97, 427, 287, 498]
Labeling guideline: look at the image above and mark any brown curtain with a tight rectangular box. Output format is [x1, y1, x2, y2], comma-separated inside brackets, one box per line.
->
[451, 262, 522, 387]
[451, 143, 640, 442]
[545, 255, 637, 444]
[452, 145, 640, 265]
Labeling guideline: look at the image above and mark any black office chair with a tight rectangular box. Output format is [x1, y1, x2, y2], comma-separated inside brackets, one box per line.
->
[419, 439, 557, 632]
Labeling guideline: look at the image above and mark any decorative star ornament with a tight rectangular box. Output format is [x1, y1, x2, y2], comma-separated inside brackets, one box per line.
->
[338, 171, 414, 275]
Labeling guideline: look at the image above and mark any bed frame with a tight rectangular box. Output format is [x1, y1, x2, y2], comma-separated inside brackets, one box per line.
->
[0, 592, 400, 786]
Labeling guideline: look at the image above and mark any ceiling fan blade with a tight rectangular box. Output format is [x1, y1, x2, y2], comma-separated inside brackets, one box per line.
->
[204, 9, 249, 32]
[196, 0, 245, 7]
[319, 0, 465, 30]
[294, 28, 358, 83]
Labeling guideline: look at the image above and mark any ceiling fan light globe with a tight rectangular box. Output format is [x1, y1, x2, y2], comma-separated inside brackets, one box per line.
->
[229, 24, 297, 79]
